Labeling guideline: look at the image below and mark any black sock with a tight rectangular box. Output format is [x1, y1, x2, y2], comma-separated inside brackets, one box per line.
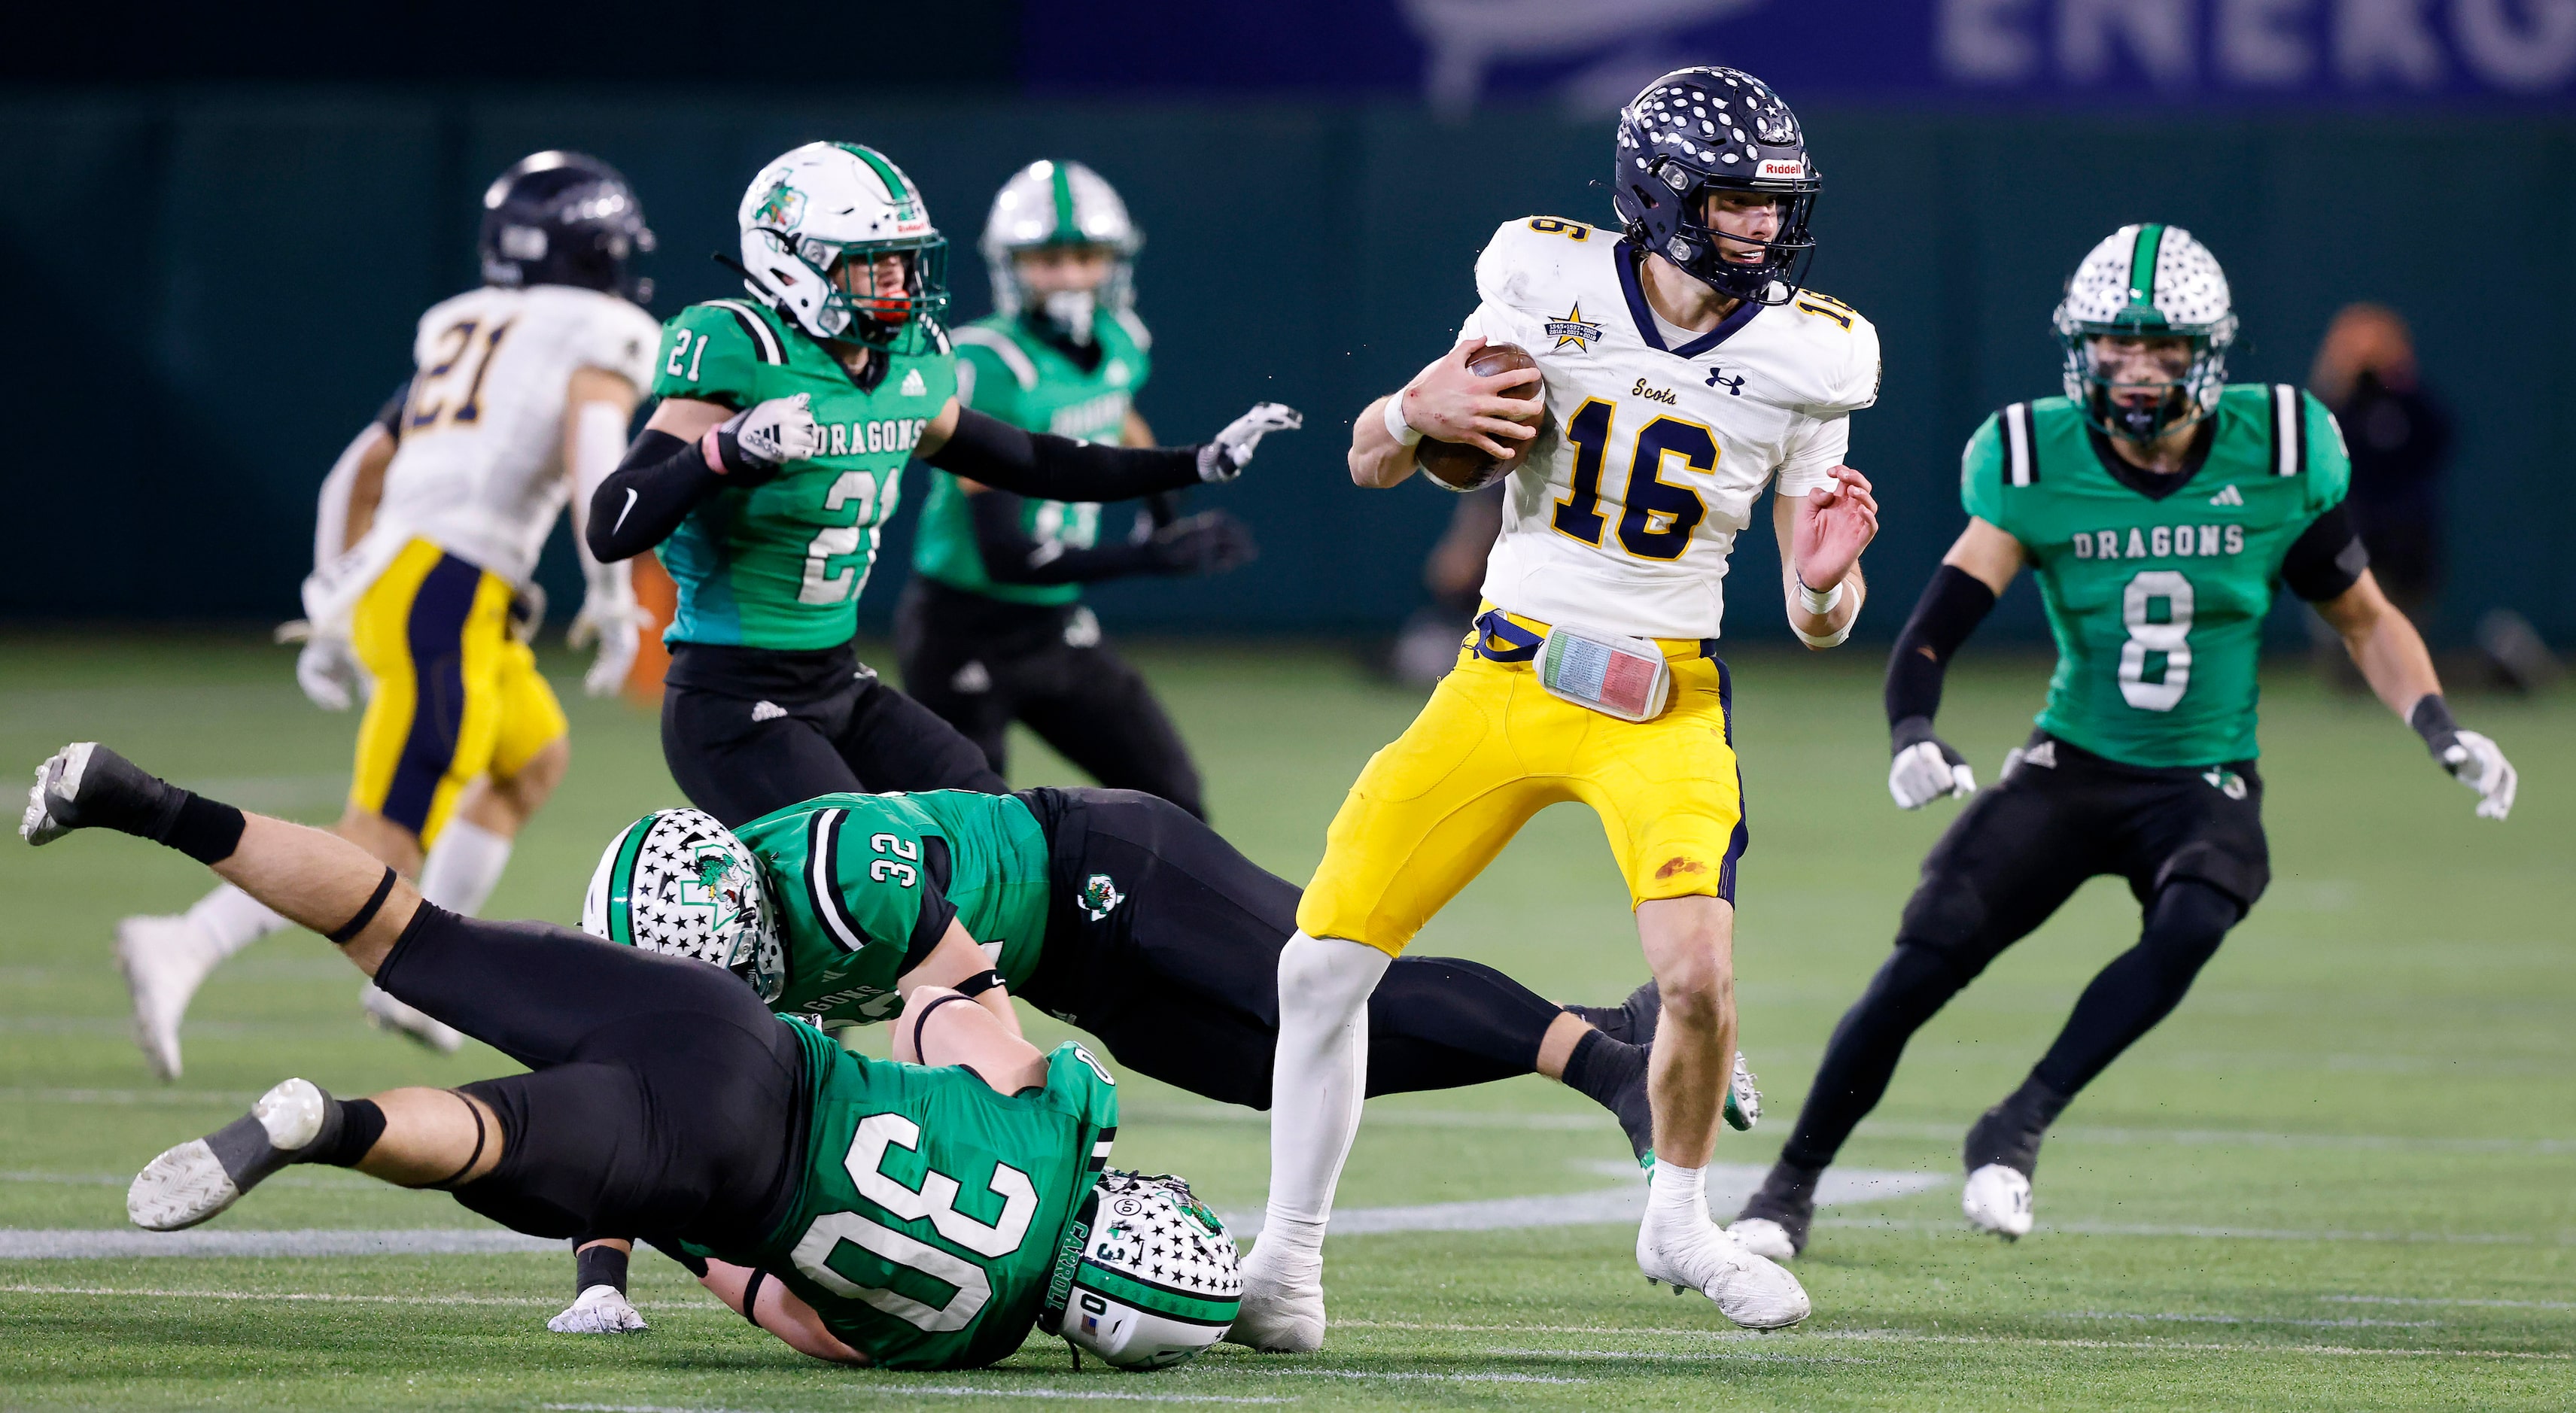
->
[1559, 1029, 1644, 1110]
[306, 1098, 385, 1168]
[574, 1241, 631, 1296]
[62, 746, 245, 864]
[164, 794, 248, 866]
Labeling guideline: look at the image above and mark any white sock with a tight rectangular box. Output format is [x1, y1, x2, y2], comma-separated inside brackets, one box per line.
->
[1254, 931, 1391, 1278]
[1647, 1160, 1708, 1230]
[182, 885, 289, 962]
[418, 818, 512, 916]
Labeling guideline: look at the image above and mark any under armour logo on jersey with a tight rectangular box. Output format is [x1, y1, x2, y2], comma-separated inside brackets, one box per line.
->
[1705, 368, 1746, 395]
[751, 700, 788, 722]
[899, 368, 927, 397]
[2208, 485, 2244, 506]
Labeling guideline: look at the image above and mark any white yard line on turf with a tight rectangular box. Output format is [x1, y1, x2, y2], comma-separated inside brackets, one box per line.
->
[1270, 1371, 1584, 1383]
[2, 1284, 551, 1306]
[2051, 1311, 2439, 1329]
[2327, 1295, 2576, 1311]
[1851, 1120, 2576, 1156]
[1338, 1320, 2574, 1360]
[1483, 1347, 1876, 1364]
[546, 1390, 1291, 1407]
[0, 1086, 259, 1106]
[1815, 1216, 2565, 1245]
[1224, 1165, 1942, 1239]
[0, 1229, 558, 1257]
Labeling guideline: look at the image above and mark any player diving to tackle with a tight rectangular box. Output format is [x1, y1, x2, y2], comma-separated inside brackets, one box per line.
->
[115, 153, 665, 1074]
[1237, 67, 1883, 1348]
[25, 743, 1248, 1372]
[899, 160, 1253, 821]
[541, 785, 1680, 1332]
[585, 142, 1297, 828]
[1727, 225, 2518, 1260]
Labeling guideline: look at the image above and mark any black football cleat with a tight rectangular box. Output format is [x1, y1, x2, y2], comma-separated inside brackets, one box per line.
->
[1729, 1158, 1823, 1260]
[23, 743, 184, 847]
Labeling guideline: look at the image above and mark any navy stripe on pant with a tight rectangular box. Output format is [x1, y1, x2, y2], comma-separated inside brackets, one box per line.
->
[382, 553, 482, 834]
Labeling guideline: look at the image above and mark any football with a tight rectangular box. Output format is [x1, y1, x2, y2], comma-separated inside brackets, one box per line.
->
[1415, 342, 1547, 492]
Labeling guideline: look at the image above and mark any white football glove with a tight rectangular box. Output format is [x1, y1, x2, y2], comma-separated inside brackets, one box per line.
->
[713, 393, 821, 482]
[547, 1283, 648, 1334]
[1196, 402, 1303, 483]
[567, 593, 652, 699]
[2440, 729, 2517, 821]
[1889, 738, 1975, 810]
[275, 621, 366, 712]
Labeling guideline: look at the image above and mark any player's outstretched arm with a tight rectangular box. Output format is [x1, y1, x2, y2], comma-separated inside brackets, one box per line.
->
[1349, 339, 1540, 489]
[920, 398, 1298, 500]
[1773, 466, 1879, 648]
[699, 1260, 866, 1364]
[584, 395, 820, 562]
[1883, 519, 2023, 809]
[2311, 568, 2515, 819]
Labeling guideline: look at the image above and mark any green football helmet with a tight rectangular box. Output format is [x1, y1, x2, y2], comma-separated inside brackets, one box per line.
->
[1039, 1170, 1240, 1369]
[980, 159, 1142, 347]
[737, 141, 950, 354]
[582, 808, 784, 1003]
[2053, 223, 2238, 443]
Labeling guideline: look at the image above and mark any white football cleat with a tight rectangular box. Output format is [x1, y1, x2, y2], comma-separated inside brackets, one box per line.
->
[128, 1077, 327, 1231]
[116, 913, 220, 1082]
[1226, 1239, 1326, 1353]
[549, 1284, 649, 1334]
[1638, 1211, 1809, 1329]
[361, 983, 463, 1053]
[1962, 1163, 2033, 1240]
[1729, 1216, 1798, 1263]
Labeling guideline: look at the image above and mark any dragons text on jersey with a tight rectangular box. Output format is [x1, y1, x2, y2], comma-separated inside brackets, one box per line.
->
[651, 297, 957, 650]
[1461, 216, 1880, 641]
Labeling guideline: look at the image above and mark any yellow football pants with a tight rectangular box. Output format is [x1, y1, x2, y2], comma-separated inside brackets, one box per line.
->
[348, 539, 567, 846]
[1297, 616, 1746, 957]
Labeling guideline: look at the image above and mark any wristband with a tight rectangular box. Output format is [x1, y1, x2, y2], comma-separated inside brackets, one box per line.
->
[953, 968, 1007, 998]
[2409, 693, 2461, 759]
[1382, 387, 1424, 447]
[1796, 575, 1844, 617]
[698, 425, 729, 476]
[740, 1269, 770, 1328]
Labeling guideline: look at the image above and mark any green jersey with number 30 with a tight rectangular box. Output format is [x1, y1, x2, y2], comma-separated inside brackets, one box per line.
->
[689, 1023, 1117, 1371]
[1961, 384, 2351, 767]
[911, 311, 1154, 608]
[733, 790, 1053, 1028]
[649, 297, 958, 650]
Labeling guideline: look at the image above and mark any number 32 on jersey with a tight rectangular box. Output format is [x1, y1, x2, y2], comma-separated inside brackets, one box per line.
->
[1550, 400, 1712, 561]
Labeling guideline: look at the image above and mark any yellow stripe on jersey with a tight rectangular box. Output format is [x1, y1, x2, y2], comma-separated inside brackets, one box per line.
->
[348, 538, 567, 846]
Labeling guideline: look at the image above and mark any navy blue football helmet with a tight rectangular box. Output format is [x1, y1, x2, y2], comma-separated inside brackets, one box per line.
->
[479, 151, 655, 304]
[1610, 67, 1819, 306]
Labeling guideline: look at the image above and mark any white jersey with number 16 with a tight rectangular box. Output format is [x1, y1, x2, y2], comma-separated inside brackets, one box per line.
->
[1457, 216, 1880, 641]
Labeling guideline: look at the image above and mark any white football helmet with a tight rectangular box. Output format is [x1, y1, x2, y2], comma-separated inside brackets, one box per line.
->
[980, 160, 1142, 346]
[736, 141, 949, 351]
[2053, 223, 2237, 442]
[582, 809, 784, 1003]
[1039, 1171, 1240, 1370]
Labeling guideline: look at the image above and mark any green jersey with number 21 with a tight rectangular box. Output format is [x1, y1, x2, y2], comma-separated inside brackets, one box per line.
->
[686, 1023, 1117, 1370]
[649, 297, 958, 650]
[1962, 384, 2350, 768]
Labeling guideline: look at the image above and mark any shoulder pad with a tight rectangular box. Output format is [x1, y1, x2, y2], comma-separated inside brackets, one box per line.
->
[1474, 216, 1599, 311]
[953, 324, 1038, 393]
[1109, 307, 1153, 354]
[2273, 384, 2352, 512]
[695, 299, 787, 364]
[1960, 409, 2012, 526]
[1781, 290, 1881, 412]
[653, 300, 786, 405]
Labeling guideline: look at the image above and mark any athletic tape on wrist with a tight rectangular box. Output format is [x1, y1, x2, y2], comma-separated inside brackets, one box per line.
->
[1794, 619, 1854, 649]
[1796, 576, 1845, 617]
[1382, 387, 1423, 447]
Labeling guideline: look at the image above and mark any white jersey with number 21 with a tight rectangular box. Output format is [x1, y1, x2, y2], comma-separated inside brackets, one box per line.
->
[1457, 217, 1881, 642]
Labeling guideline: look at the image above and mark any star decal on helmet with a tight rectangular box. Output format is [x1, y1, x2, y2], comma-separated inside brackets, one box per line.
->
[1546, 302, 1604, 352]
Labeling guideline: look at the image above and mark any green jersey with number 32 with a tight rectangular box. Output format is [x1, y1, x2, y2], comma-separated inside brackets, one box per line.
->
[686, 1023, 1117, 1371]
[1961, 384, 2350, 767]
[732, 790, 1054, 1028]
[650, 297, 958, 650]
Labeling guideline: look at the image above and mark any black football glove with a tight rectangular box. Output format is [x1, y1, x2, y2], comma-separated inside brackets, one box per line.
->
[1142, 512, 1258, 576]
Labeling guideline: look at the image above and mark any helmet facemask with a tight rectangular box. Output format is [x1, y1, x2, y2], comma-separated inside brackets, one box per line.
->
[1638, 163, 1818, 305]
[582, 810, 786, 1004]
[2062, 327, 2226, 443]
[751, 230, 950, 355]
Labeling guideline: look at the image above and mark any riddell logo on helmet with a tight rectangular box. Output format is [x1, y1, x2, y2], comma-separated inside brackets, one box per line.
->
[1756, 158, 1805, 181]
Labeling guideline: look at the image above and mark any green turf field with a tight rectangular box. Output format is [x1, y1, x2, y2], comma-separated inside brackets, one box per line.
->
[3, 629, 2569, 1410]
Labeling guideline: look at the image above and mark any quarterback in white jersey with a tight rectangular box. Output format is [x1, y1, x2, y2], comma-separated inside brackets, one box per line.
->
[1236, 67, 1881, 1351]
[114, 153, 662, 1078]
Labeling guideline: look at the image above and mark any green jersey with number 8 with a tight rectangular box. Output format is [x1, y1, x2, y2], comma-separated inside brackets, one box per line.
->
[685, 1024, 1118, 1371]
[650, 296, 958, 650]
[731, 789, 1053, 1027]
[1960, 384, 2350, 767]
